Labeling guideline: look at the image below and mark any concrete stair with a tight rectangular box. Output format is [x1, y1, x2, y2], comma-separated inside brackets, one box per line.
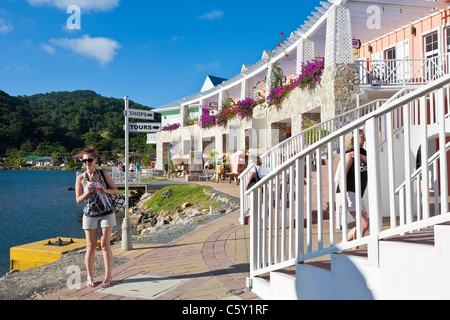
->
[251, 223, 450, 300]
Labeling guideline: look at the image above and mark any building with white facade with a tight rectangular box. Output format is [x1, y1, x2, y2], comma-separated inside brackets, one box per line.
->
[149, 0, 450, 299]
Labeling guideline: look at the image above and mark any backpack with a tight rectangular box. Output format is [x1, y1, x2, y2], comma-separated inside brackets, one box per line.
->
[246, 167, 261, 191]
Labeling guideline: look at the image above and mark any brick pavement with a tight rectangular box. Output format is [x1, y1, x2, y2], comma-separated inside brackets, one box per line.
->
[40, 178, 260, 301]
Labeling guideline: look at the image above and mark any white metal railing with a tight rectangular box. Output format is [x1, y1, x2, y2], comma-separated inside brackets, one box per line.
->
[394, 141, 450, 230]
[356, 53, 450, 86]
[239, 90, 409, 224]
[246, 74, 450, 278]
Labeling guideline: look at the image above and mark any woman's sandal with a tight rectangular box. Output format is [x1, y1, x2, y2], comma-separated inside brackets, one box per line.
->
[86, 278, 95, 288]
[100, 278, 112, 288]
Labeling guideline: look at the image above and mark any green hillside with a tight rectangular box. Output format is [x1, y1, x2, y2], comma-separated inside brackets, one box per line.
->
[0, 90, 158, 162]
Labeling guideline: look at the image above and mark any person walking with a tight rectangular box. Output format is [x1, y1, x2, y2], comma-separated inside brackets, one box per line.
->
[75, 146, 118, 288]
[246, 156, 269, 190]
[336, 130, 369, 245]
[214, 161, 224, 183]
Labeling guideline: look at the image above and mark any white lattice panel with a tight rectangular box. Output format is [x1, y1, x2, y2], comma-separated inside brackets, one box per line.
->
[265, 63, 273, 97]
[335, 5, 353, 64]
[297, 38, 315, 73]
[325, 4, 353, 67]
[241, 78, 251, 99]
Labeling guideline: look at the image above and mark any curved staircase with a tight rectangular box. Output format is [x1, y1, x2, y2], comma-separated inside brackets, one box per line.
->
[244, 75, 450, 300]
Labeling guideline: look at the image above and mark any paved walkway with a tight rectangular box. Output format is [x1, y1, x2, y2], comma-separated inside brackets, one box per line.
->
[41, 177, 260, 300]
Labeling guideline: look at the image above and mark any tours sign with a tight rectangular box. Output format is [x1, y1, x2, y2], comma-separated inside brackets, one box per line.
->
[127, 122, 161, 133]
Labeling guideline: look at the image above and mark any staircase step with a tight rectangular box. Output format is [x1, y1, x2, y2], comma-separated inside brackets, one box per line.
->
[302, 259, 331, 270]
[382, 228, 435, 246]
[250, 267, 296, 300]
[336, 248, 368, 258]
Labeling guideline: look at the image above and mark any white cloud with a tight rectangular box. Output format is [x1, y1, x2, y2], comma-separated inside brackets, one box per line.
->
[196, 10, 223, 20]
[50, 35, 121, 66]
[170, 35, 189, 42]
[2, 63, 31, 73]
[196, 62, 219, 70]
[0, 18, 13, 34]
[27, 0, 120, 12]
[40, 43, 56, 54]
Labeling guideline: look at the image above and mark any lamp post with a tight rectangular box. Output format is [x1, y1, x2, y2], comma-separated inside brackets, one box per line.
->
[122, 96, 133, 251]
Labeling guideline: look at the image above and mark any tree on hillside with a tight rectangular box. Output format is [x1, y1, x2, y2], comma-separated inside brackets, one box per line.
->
[0, 90, 160, 159]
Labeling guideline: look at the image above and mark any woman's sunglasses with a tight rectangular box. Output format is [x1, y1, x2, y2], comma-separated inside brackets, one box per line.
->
[82, 158, 95, 163]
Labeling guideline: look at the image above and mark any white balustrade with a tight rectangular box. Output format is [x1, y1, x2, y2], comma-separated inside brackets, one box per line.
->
[247, 75, 450, 278]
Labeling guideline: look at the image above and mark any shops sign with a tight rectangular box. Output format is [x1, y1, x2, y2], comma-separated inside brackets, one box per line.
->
[126, 108, 155, 120]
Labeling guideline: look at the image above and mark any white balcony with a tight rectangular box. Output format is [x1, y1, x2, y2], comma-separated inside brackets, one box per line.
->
[356, 53, 450, 87]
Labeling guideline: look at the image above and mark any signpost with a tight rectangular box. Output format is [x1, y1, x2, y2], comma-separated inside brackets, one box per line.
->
[122, 97, 132, 251]
[122, 97, 158, 251]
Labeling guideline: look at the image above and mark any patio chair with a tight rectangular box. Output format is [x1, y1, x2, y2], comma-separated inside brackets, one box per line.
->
[199, 169, 214, 181]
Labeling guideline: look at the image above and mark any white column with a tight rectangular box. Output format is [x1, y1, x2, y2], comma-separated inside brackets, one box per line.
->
[265, 62, 273, 98]
[200, 99, 207, 110]
[296, 38, 315, 74]
[241, 78, 251, 100]
[222, 89, 230, 104]
[218, 91, 224, 106]
[180, 104, 190, 127]
[324, 4, 353, 68]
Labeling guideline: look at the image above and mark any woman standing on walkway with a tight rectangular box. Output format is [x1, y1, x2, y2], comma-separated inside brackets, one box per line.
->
[75, 146, 118, 288]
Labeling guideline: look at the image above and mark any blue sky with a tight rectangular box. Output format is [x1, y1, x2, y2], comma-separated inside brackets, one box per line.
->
[0, 0, 318, 108]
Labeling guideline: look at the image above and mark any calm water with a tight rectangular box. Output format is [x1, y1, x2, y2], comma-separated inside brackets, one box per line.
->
[0, 170, 86, 276]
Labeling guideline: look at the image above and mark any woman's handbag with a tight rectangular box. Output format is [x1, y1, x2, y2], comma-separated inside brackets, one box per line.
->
[99, 169, 124, 213]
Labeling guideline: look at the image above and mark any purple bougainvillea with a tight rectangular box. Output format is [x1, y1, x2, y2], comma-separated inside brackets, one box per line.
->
[162, 122, 181, 131]
[293, 59, 325, 89]
[199, 107, 217, 129]
[216, 105, 237, 127]
[267, 59, 324, 106]
[235, 97, 257, 120]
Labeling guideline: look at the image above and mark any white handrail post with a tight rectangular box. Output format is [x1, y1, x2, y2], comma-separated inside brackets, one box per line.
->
[386, 111, 396, 228]
[403, 102, 413, 224]
[353, 128, 362, 239]
[239, 182, 245, 224]
[366, 117, 382, 266]
[420, 96, 430, 219]
[249, 189, 258, 278]
[295, 158, 305, 257]
[438, 88, 449, 215]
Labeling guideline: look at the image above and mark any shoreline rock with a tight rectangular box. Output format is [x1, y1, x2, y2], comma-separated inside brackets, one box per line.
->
[128, 188, 239, 241]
